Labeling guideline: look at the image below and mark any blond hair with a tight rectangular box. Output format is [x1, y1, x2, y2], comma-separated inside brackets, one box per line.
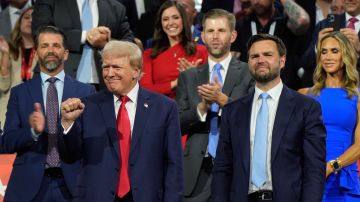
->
[313, 31, 359, 98]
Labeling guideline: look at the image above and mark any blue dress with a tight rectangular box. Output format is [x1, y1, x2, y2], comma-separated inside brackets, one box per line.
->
[310, 88, 360, 201]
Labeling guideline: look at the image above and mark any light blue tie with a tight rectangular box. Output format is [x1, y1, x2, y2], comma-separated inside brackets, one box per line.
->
[76, 0, 93, 83]
[251, 93, 270, 188]
[208, 63, 223, 158]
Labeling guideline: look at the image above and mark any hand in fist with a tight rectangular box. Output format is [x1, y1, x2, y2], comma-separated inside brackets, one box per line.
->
[61, 98, 85, 130]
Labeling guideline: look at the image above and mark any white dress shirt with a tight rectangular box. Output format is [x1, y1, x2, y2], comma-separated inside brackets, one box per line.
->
[249, 81, 283, 193]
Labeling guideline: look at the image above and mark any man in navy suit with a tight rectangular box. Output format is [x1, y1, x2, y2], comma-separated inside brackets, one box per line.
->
[302, 0, 360, 87]
[1, 26, 95, 202]
[60, 40, 183, 202]
[212, 34, 326, 202]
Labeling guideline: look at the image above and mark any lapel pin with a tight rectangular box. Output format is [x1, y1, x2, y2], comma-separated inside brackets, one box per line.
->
[144, 103, 148, 108]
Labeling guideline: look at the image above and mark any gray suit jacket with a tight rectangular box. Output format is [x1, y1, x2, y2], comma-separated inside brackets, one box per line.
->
[176, 57, 254, 196]
[0, 7, 11, 39]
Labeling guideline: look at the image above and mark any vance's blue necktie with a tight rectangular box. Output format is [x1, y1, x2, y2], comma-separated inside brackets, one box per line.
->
[208, 63, 223, 158]
[251, 92, 270, 187]
[76, 0, 93, 83]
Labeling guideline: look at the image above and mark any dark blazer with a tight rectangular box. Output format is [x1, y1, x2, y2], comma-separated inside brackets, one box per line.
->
[32, 0, 134, 88]
[176, 58, 254, 197]
[0, 7, 11, 39]
[302, 13, 360, 87]
[62, 87, 183, 202]
[212, 86, 326, 202]
[1, 75, 95, 202]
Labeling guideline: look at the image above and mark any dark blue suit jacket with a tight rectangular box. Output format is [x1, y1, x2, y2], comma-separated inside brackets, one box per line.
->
[1, 75, 95, 202]
[62, 87, 183, 202]
[212, 86, 326, 202]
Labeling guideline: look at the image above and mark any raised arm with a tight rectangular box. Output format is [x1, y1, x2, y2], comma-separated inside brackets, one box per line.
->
[281, 0, 310, 35]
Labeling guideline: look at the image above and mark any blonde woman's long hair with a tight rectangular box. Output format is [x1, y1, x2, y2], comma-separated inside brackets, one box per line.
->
[312, 31, 359, 98]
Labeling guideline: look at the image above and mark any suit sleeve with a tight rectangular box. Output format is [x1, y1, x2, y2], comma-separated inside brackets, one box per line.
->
[111, 1, 134, 42]
[302, 99, 326, 201]
[1, 88, 39, 153]
[163, 101, 183, 202]
[32, 0, 83, 52]
[176, 71, 206, 135]
[212, 104, 233, 202]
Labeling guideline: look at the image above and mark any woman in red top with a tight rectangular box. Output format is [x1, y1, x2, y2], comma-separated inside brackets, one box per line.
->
[140, 0, 208, 99]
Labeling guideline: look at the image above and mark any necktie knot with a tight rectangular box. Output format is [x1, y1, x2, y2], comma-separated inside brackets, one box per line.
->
[259, 92, 270, 101]
[348, 17, 358, 30]
[120, 96, 129, 104]
[350, 17, 358, 24]
[47, 77, 58, 84]
[213, 63, 222, 72]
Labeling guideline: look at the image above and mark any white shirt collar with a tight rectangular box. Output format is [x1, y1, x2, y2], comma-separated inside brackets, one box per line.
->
[113, 82, 139, 105]
[208, 53, 232, 73]
[345, 13, 360, 22]
[40, 70, 66, 85]
[254, 80, 283, 102]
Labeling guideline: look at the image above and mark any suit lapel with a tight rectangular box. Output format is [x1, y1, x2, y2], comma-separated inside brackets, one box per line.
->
[130, 88, 151, 157]
[62, 75, 75, 101]
[27, 76, 44, 109]
[99, 90, 120, 160]
[222, 58, 239, 96]
[239, 93, 254, 178]
[271, 86, 295, 162]
[197, 63, 209, 86]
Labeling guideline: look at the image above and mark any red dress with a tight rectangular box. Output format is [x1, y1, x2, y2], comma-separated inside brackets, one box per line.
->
[141, 43, 208, 99]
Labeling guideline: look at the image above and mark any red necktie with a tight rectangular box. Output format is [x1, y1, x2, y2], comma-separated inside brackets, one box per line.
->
[348, 17, 358, 30]
[117, 96, 131, 198]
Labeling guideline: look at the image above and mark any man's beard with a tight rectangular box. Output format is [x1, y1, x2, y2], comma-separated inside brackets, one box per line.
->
[250, 66, 280, 83]
[206, 42, 231, 59]
[38, 53, 62, 71]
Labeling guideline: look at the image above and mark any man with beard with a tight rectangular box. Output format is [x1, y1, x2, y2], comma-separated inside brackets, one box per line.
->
[0, 26, 95, 202]
[231, 0, 310, 90]
[176, 9, 254, 202]
[212, 34, 326, 202]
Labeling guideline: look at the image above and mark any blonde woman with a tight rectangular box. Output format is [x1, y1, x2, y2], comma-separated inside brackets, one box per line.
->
[299, 31, 360, 201]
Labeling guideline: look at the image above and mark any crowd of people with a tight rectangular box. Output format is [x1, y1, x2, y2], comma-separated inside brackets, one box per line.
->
[0, 0, 359, 202]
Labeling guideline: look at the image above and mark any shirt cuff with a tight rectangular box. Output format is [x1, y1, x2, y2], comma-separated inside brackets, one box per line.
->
[81, 31, 87, 44]
[62, 122, 75, 135]
[197, 107, 207, 122]
[31, 128, 41, 141]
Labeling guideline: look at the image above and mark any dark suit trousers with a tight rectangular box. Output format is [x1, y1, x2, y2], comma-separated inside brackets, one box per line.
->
[184, 157, 213, 202]
[32, 176, 72, 202]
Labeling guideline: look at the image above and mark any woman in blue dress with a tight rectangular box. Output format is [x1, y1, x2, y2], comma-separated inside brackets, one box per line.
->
[299, 31, 360, 201]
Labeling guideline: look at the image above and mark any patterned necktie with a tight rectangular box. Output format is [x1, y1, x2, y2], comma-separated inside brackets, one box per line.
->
[46, 77, 60, 167]
[208, 63, 223, 158]
[251, 93, 270, 188]
[117, 96, 131, 198]
[348, 17, 358, 30]
[76, 0, 93, 83]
